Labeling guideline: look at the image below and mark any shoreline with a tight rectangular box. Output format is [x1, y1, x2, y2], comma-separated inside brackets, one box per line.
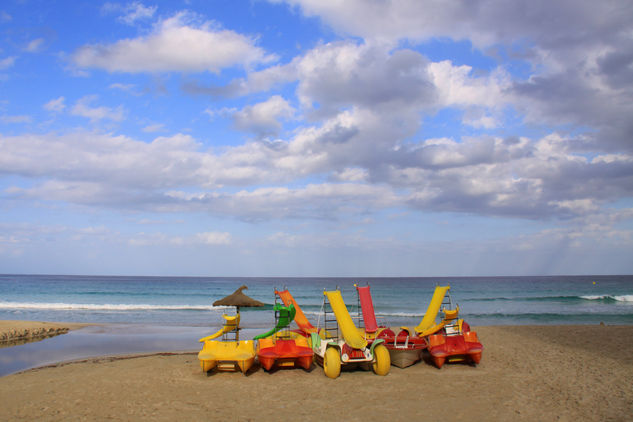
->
[0, 324, 631, 420]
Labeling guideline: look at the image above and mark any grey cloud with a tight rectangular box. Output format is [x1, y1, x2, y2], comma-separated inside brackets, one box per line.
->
[297, 44, 436, 115]
[597, 45, 633, 90]
[511, 71, 633, 152]
[275, 0, 633, 153]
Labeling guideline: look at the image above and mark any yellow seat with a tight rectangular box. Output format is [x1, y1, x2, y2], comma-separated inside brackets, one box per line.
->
[198, 340, 255, 373]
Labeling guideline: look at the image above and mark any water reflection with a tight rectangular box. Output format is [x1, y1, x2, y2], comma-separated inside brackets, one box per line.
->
[0, 324, 259, 376]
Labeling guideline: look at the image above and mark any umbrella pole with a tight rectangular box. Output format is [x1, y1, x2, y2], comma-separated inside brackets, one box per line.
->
[236, 306, 240, 341]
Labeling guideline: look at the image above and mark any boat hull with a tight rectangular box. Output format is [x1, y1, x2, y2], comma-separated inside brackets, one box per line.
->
[198, 340, 256, 373]
[428, 331, 483, 369]
[375, 328, 428, 368]
[257, 338, 314, 371]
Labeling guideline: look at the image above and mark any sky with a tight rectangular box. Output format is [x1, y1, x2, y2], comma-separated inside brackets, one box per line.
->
[0, 0, 632, 277]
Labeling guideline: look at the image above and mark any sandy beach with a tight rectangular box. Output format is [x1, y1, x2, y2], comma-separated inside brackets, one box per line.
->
[0, 324, 632, 421]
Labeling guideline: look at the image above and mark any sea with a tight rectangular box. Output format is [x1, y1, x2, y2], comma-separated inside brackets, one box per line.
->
[1, 274, 632, 375]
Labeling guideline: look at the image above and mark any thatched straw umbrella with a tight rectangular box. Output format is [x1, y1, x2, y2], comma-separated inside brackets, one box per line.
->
[212, 285, 265, 341]
[213, 285, 265, 314]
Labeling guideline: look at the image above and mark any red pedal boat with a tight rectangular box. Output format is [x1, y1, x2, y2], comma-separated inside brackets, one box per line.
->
[355, 284, 427, 368]
[257, 335, 313, 371]
[426, 309, 483, 368]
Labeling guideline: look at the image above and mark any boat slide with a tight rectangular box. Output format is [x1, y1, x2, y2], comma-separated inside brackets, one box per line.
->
[198, 313, 255, 374]
[356, 284, 427, 368]
[355, 285, 380, 335]
[311, 289, 389, 378]
[253, 303, 296, 340]
[198, 314, 240, 342]
[275, 289, 318, 334]
[400, 285, 451, 337]
[324, 290, 368, 349]
[254, 301, 314, 371]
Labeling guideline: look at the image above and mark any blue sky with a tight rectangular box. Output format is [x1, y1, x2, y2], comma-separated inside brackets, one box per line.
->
[1, 0, 632, 276]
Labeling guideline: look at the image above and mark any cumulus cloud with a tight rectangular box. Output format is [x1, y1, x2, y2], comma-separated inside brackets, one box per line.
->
[119, 2, 157, 25]
[231, 95, 295, 137]
[72, 12, 275, 73]
[70, 96, 125, 122]
[44, 96, 66, 112]
[24, 38, 45, 53]
[273, 0, 630, 54]
[270, 0, 633, 152]
[0, 114, 32, 123]
[190, 41, 511, 134]
[2, 128, 632, 222]
[0, 56, 16, 70]
[142, 123, 165, 133]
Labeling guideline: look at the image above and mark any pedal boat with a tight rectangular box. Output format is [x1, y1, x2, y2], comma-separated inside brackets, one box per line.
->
[254, 302, 313, 371]
[355, 284, 426, 368]
[198, 313, 256, 373]
[198, 285, 264, 374]
[312, 289, 390, 378]
[427, 309, 483, 369]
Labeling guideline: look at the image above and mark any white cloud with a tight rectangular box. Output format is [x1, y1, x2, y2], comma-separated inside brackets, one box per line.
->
[271, 0, 633, 152]
[331, 167, 368, 182]
[195, 231, 232, 245]
[70, 96, 125, 122]
[0, 114, 32, 123]
[0, 56, 16, 70]
[142, 123, 165, 133]
[428, 61, 509, 109]
[25, 38, 45, 53]
[43, 96, 66, 112]
[119, 2, 157, 25]
[127, 231, 231, 246]
[102, 2, 157, 25]
[273, 0, 628, 55]
[72, 12, 275, 73]
[109, 83, 141, 95]
[1, 122, 632, 222]
[232, 95, 295, 136]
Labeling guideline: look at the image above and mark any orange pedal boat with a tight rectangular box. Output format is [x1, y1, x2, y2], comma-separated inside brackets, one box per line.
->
[399, 285, 483, 369]
[426, 308, 483, 369]
[254, 296, 313, 371]
[257, 335, 313, 371]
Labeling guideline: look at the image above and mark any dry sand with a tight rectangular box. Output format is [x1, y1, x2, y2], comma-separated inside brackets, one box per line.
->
[1, 324, 632, 421]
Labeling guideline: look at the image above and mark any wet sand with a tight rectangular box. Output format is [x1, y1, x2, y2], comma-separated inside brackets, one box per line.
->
[0, 324, 632, 421]
[0, 320, 90, 347]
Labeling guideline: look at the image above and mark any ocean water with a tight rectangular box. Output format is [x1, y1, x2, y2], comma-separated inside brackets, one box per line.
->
[1, 274, 632, 375]
[1, 274, 632, 328]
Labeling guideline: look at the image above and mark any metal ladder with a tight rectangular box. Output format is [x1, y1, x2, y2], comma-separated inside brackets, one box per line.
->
[322, 292, 339, 341]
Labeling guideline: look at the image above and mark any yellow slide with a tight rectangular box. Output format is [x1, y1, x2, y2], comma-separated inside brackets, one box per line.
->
[400, 285, 450, 337]
[324, 290, 367, 350]
[198, 314, 240, 342]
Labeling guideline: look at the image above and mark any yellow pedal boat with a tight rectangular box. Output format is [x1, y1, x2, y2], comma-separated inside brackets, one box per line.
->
[198, 286, 264, 374]
[198, 338, 255, 373]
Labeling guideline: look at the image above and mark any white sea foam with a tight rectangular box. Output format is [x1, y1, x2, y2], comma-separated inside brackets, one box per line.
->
[375, 312, 425, 317]
[580, 295, 633, 302]
[580, 295, 610, 300]
[0, 301, 227, 311]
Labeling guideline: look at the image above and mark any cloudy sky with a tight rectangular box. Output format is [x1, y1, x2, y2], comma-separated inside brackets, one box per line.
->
[1, 1, 632, 276]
